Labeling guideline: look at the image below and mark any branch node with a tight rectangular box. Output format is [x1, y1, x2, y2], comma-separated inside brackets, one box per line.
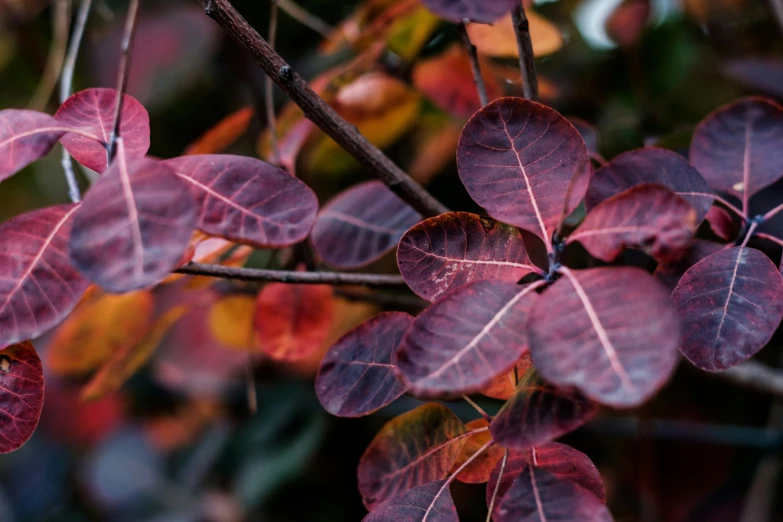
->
[279, 64, 293, 80]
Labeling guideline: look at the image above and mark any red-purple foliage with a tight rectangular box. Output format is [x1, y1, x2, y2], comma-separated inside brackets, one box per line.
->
[421, 0, 520, 24]
[0, 342, 45, 454]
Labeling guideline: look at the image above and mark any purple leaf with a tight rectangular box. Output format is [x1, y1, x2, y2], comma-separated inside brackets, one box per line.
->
[569, 184, 697, 263]
[0, 110, 69, 181]
[397, 212, 538, 302]
[394, 280, 539, 398]
[654, 240, 723, 293]
[55, 88, 150, 173]
[165, 154, 318, 248]
[363, 481, 458, 522]
[421, 0, 519, 24]
[0, 204, 90, 346]
[690, 97, 783, 202]
[0, 342, 45, 453]
[528, 267, 680, 407]
[311, 181, 421, 269]
[457, 98, 590, 244]
[69, 155, 197, 293]
[316, 312, 412, 417]
[672, 247, 783, 371]
[585, 147, 714, 223]
[568, 117, 600, 156]
[705, 206, 737, 241]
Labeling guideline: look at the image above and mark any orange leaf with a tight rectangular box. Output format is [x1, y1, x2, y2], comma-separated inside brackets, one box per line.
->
[184, 106, 253, 155]
[255, 283, 335, 361]
[208, 295, 256, 351]
[466, 10, 563, 58]
[480, 354, 533, 400]
[82, 306, 187, 400]
[47, 290, 154, 376]
[450, 419, 505, 483]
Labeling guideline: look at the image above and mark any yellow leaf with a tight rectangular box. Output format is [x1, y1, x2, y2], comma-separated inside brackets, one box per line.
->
[466, 10, 563, 58]
[208, 295, 256, 351]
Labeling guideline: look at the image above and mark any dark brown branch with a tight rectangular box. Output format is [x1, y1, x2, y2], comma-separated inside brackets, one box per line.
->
[175, 262, 407, 287]
[458, 22, 488, 107]
[714, 360, 783, 398]
[107, 0, 140, 161]
[511, 4, 538, 101]
[197, 0, 448, 218]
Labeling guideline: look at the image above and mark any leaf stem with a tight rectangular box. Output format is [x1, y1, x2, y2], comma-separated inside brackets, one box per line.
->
[59, 0, 93, 203]
[756, 232, 783, 248]
[276, 0, 333, 38]
[462, 395, 491, 421]
[510, 3, 538, 101]
[197, 0, 448, 218]
[486, 449, 508, 521]
[761, 202, 783, 223]
[739, 220, 759, 249]
[709, 193, 746, 221]
[107, 0, 140, 163]
[458, 22, 488, 107]
[175, 262, 407, 287]
[265, 0, 280, 165]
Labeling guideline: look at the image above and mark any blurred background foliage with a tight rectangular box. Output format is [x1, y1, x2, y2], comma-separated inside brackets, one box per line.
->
[2, 0, 783, 520]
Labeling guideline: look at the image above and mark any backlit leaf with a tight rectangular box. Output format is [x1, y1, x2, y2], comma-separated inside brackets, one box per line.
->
[412, 44, 502, 117]
[184, 106, 253, 155]
[421, 0, 519, 23]
[363, 480, 457, 522]
[0, 110, 68, 181]
[480, 354, 533, 400]
[358, 403, 469, 508]
[398, 212, 537, 302]
[316, 312, 412, 417]
[0, 341, 44, 453]
[450, 419, 504, 483]
[47, 290, 154, 376]
[311, 181, 421, 269]
[82, 306, 186, 400]
[457, 98, 590, 242]
[486, 442, 606, 510]
[490, 373, 597, 451]
[0, 204, 90, 346]
[54, 88, 150, 173]
[394, 280, 539, 398]
[690, 97, 783, 199]
[528, 267, 680, 407]
[672, 247, 783, 371]
[165, 154, 318, 248]
[255, 283, 334, 361]
[208, 295, 256, 351]
[569, 184, 697, 263]
[705, 205, 736, 241]
[466, 10, 563, 58]
[585, 147, 714, 223]
[69, 156, 197, 293]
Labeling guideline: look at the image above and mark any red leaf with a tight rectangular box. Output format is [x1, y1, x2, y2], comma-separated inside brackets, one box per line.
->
[255, 283, 334, 361]
[363, 480, 458, 522]
[421, 0, 519, 23]
[493, 450, 612, 521]
[528, 267, 680, 407]
[316, 312, 411, 417]
[311, 181, 421, 269]
[690, 96, 783, 200]
[397, 212, 538, 302]
[450, 419, 505, 483]
[672, 247, 783, 371]
[165, 155, 318, 248]
[705, 206, 737, 241]
[0, 110, 68, 181]
[0, 204, 90, 346]
[394, 280, 540, 398]
[654, 239, 723, 293]
[69, 155, 197, 292]
[486, 442, 607, 510]
[0, 341, 44, 453]
[358, 403, 469, 509]
[569, 184, 697, 263]
[585, 147, 714, 223]
[490, 374, 597, 451]
[457, 98, 590, 244]
[54, 88, 150, 173]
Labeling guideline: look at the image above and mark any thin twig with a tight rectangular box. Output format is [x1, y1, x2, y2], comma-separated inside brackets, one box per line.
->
[458, 22, 488, 107]
[175, 262, 407, 287]
[265, 0, 280, 164]
[510, 3, 538, 101]
[276, 0, 332, 38]
[29, 0, 71, 110]
[197, 0, 448, 218]
[486, 449, 508, 522]
[714, 360, 783, 399]
[756, 232, 783, 248]
[59, 0, 93, 203]
[762, 201, 783, 223]
[462, 395, 491, 421]
[107, 0, 141, 162]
